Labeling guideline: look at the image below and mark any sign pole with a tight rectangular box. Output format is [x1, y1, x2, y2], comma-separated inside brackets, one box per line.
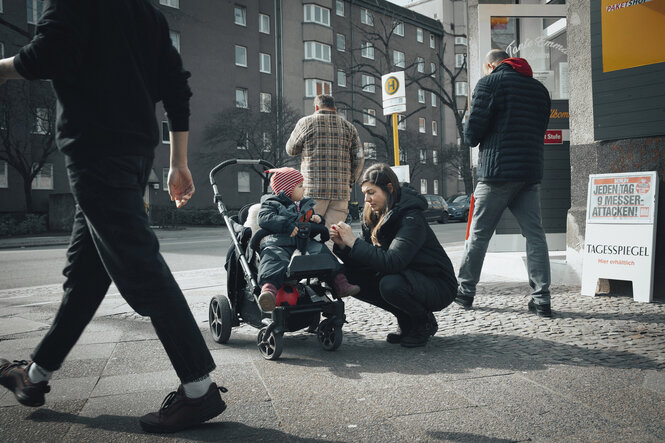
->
[392, 113, 400, 166]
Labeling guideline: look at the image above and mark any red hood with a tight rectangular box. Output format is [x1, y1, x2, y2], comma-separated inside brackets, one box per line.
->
[498, 57, 533, 77]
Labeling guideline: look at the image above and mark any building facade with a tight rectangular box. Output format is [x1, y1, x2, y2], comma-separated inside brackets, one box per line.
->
[0, 0, 461, 221]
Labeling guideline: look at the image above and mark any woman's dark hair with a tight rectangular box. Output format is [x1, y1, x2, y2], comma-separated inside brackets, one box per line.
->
[360, 163, 401, 246]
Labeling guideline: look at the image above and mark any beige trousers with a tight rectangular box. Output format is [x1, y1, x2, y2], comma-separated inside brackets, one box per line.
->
[313, 199, 349, 250]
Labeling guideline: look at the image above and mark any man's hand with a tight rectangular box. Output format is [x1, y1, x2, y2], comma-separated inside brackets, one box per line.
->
[310, 214, 322, 224]
[0, 57, 24, 86]
[289, 226, 299, 237]
[168, 166, 195, 208]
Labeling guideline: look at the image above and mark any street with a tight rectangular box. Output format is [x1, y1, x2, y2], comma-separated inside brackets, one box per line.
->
[0, 221, 467, 291]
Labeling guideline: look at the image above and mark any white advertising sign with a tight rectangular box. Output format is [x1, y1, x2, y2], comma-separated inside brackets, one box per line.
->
[381, 71, 406, 116]
[581, 171, 659, 302]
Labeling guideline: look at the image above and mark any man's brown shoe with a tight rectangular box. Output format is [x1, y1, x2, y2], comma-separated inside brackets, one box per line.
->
[139, 383, 227, 433]
[0, 359, 51, 407]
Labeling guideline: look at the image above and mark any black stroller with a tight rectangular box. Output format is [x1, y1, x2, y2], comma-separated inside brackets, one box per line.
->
[207, 159, 346, 360]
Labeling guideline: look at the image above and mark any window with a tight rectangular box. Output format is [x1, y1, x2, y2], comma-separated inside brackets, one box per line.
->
[259, 14, 270, 34]
[399, 149, 407, 163]
[160, 0, 179, 8]
[456, 54, 465, 68]
[235, 45, 247, 67]
[336, 0, 344, 16]
[456, 81, 468, 96]
[32, 107, 49, 134]
[433, 150, 439, 165]
[363, 142, 376, 159]
[418, 117, 426, 134]
[235, 88, 248, 108]
[361, 75, 375, 93]
[305, 79, 331, 97]
[363, 109, 376, 127]
[303, 4, 330, 26]
[304, 41, 331, 62]
[433, 179, 439, 195]
[361, 42, 374, 60]
[360, 8, 373, 26]
[0, 1, 3, 14]
[455, 36, 468, 45]
[418, 89, 425, 104]
[238, 171, 250, 193]
[430, 63, 436, 77]
[27, 0, 44, 24]
[432, 121, 437, 136]
[0, 161, 7, 189]
[162, 168, 169, 192]
[419, 150, 427, 164]
[393, 50, 405, 68]
[394, 22, 404, 37]
[416, 27, 423, 43]
[262, 133, 272, 152]
[431, 92, 437, 107]
[31, 163, 53, 190]
[337, 70, 346, 87]
[336, 33, 345, 52]
[169, 31, 180, 53]
[417, 57, 425, 73]
[420, 178, 427, 194]
[260, 93, 272, 113]
[259, 53, 271, 74]
[429, 34, 436, 49]
[397, 114, 406, 130]
[237, 132, 249, 150]
[161, 121, 170, 144]
[234, 6, 246, 26]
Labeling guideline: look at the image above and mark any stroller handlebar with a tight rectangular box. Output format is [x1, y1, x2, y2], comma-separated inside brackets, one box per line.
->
[209, 159, 277, 186]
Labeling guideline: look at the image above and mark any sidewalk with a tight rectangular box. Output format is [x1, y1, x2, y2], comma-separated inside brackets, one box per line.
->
[1, 230, 664, 441]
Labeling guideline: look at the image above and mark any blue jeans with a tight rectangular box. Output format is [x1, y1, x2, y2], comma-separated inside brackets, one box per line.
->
[458, 182, 551, 305]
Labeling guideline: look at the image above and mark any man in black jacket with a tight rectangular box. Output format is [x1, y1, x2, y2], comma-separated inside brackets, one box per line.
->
[0, 0, 225, 433]
[454, 49, 553, 318]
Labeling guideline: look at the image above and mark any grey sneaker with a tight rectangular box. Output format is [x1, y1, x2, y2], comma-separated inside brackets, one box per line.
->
[0, 359, 51, 407]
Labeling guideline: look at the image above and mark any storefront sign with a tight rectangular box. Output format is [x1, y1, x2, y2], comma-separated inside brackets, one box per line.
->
[601, 0, 665, 72]
[544, 130, 562, 144]
[581, 171, 659, 302]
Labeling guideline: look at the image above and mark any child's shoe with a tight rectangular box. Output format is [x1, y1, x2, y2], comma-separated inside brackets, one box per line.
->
[332, 274, 360, 298]
[258, 283, 277, 311]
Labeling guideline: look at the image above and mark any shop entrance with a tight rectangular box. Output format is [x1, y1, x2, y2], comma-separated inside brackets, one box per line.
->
[474, 2, 569, 252]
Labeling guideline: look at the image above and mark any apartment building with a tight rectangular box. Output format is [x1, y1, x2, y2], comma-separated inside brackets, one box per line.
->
[0, 0, 459, 218]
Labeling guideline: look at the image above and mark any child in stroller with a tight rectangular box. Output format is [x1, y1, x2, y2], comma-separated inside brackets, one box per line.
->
[258, 167, 359, 311]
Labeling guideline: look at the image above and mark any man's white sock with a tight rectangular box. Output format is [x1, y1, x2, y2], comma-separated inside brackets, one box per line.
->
[182, 374, 213, 399]
[27, 363, 52, 383]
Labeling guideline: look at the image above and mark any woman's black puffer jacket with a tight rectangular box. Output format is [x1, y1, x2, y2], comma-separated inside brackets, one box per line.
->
[336, 185, 457, 293]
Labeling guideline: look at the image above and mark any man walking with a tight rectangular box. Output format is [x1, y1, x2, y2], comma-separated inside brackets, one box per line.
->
[0, 0, 225, 433]
[286, 94, 364, 231]
[454, 49, 553, 317]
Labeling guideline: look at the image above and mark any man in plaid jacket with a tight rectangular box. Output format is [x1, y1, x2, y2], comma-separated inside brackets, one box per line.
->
[286, 95, 364, 232]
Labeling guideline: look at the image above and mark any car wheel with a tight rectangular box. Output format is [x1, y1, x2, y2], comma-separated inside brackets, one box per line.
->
[438, 212, 449, 224]
[464, 211, 469, 222]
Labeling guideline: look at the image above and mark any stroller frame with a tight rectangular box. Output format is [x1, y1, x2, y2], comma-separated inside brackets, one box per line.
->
[208, 159, 346, 360]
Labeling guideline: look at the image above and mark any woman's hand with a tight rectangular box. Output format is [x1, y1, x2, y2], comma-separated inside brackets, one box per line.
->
[333, 222, 356, 248]
[310, 214, 322, 224]
[329, 225, 345, 248]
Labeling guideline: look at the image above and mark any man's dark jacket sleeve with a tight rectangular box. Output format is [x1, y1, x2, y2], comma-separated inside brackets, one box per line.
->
[464, 76, 495, 147]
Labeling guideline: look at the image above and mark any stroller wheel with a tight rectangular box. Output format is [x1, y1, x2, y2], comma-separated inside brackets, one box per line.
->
[209, 295, 233, 344]
[257, 326, 283, 360]
[317, 319, 343, 351]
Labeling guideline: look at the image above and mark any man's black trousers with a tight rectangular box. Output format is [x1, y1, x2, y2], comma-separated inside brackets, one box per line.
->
[31, 155, 215, 383]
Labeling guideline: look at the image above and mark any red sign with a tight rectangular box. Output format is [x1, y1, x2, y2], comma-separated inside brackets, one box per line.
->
[544, 130, 563, 144]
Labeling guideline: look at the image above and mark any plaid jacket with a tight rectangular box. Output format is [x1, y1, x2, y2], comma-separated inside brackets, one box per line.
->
[286, 110, 364, 201]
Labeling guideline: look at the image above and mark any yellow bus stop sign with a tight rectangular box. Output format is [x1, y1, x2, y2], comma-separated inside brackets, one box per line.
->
[385, 76, 399, 95]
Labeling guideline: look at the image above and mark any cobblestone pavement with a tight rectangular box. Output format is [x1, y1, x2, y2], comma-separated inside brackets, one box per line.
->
[215, 282, 665, 371]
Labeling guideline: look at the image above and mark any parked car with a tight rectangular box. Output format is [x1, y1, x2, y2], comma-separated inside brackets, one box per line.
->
[423, 194, 449, 224]
[446, 194, 472, 222]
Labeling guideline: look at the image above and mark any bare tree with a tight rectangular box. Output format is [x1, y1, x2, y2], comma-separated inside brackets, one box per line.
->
[202, 98, 301, 189]
[0, 81, 57, 212]
[410, 29, 472, 194]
